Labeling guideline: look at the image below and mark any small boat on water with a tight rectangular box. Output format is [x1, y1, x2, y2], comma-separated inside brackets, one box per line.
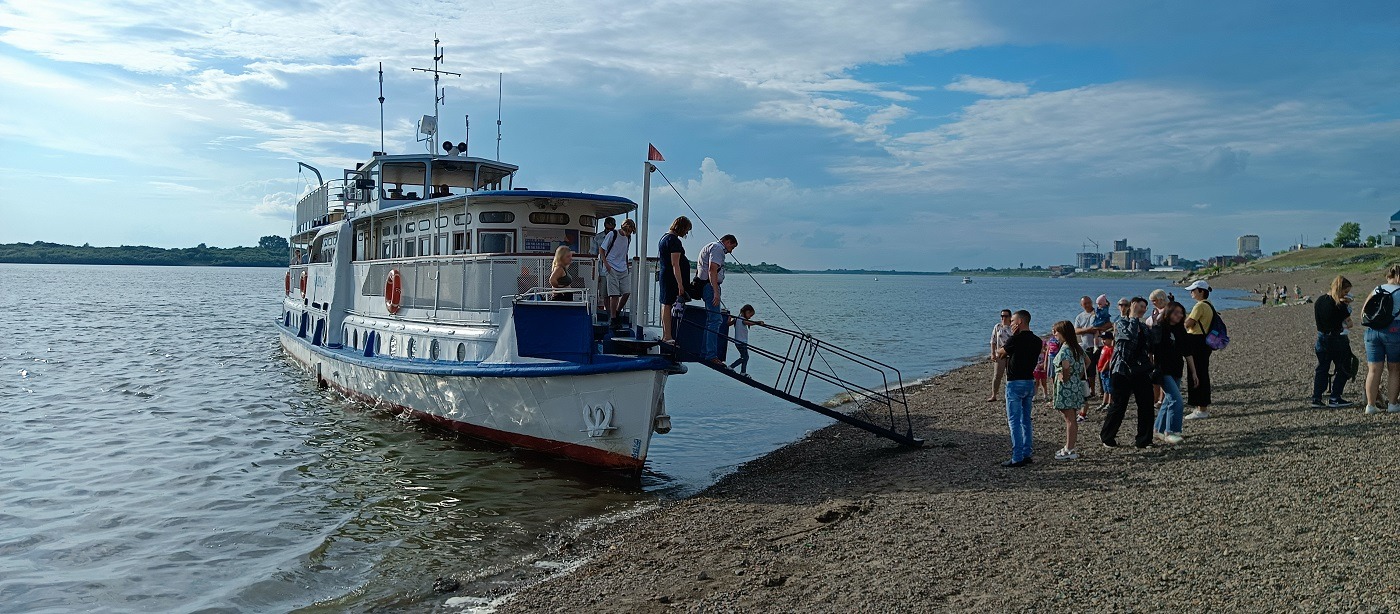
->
[961, 276, 973, 284]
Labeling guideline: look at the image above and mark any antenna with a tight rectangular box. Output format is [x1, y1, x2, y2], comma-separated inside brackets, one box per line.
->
[496, 72, 503, 160]
[377, 62, 385, 154]
[463, 115, 470, 157]
[411, 35, 461, 154]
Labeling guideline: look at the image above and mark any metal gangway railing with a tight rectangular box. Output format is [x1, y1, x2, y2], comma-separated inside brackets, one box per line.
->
[670, 310, 923, 448]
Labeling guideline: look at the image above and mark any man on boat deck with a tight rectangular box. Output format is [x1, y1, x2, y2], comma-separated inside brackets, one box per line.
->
[698, 235, 738, 363]
[601, 219, 635, 330]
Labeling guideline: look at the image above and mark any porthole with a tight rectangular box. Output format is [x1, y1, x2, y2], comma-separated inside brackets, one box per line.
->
[362, 330, 369, 350]
[406, 222, 415, 232]
[456, 343, 467, 361]
[407, 337, 416, 359]
[418, 219, 430, 229]
[580, 215, 596, 228]
[389, 335, 399, 357]
[479, 211, 514, 223]
[346, 327, 353, 349]
[454, 213, 469, 225]
[529, 212, 569, 225]
[437, 216, 448, 228]
[429, 339, 440, 360]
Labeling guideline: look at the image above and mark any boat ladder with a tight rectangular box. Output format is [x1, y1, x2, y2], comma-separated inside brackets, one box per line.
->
[669, 312, 923, 448]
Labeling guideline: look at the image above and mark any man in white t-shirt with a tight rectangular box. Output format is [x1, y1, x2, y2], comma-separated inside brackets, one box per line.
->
[599, 219, 634, 329]
[698, 234, 738, 362]
[1074, 295, 1112, 397]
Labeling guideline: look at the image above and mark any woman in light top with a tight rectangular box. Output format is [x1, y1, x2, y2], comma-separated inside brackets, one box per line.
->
[1363, 265, 1400, 415]
[548, 245, 575, 301]
[1183, 280, 1216, 420]
[1050, 320, 1087, 460]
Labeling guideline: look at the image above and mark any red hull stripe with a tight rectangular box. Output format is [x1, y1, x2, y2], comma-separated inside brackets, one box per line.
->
[315, 366, 646, 472]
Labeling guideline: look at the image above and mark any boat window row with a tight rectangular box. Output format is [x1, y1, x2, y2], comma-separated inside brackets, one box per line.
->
[345, 326, 470, 362]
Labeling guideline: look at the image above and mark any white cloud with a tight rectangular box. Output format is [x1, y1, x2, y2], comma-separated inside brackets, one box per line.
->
[945, 75, 1030, 97]
[252, 192, 296, 218]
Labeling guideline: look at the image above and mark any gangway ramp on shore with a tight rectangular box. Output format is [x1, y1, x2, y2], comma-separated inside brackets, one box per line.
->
[668, 309, 923, 448]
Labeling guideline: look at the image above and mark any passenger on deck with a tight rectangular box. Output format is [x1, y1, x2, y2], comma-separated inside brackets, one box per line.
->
[430, 184, 450, 198]
[549, 246, 576, 301]
[658, 216, 693, 343]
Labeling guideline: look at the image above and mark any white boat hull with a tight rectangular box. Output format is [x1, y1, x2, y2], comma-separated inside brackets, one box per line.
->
[280, 331, 670, 471]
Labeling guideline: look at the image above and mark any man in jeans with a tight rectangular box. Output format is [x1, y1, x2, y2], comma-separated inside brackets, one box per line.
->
[599, 219, 635, 330]
[698, 234, 738, 363]
[1101, 297, 1156, 448]
[995, 309, 1040, 467]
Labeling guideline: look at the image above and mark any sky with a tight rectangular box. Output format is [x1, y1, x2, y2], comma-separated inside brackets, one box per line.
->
[1, 1, 1398, 270]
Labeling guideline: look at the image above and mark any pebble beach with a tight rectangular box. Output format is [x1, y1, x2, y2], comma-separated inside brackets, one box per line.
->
[499, 272, 1400, 613]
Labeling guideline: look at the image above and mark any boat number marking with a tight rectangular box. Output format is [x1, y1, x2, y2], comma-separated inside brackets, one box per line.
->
[631, 439, 641, 459]
[581, 402, 616, 437]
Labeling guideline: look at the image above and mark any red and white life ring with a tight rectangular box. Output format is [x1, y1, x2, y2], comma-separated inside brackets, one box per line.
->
[299, 270, 308, 295]
[385, 269, 403, 314]
[284, 271, 291, 295]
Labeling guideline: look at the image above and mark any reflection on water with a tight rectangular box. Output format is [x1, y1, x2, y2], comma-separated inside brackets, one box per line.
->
[0, 264, 1242, 611]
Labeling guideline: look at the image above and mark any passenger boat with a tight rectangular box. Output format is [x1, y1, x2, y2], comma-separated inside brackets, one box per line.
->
[278, 48, 679, 472]
[961, 276, 973, 284]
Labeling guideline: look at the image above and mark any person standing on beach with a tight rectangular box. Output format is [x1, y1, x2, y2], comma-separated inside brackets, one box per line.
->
[1037, 332, 1057, 401]
[697, 234, 738, 364]
[1362, 265, 1400, 415]
[995, 309, 1040, 467]
[658, 216, 692, 343]
[1312, 275, 1355, 408]
[1183, 281, 1216, 420]
[1151, 301, 1196, 444]
[1145, 289, 1170, 406]
[1102, 297, 1155, 448]
[1050, 320, 1087, 460]
[1095, 331, 1114, 414]
[988, 309, 1014, 402]
[1074, 297, 1109, 397]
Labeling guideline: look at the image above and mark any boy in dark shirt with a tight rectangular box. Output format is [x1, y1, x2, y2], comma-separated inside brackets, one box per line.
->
[996, 309, 1041, 467]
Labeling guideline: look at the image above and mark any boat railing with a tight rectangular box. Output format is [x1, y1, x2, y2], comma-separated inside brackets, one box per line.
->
[352, 255, 599, 319]
[504, 287, 593, 307]
[672, 311, 921, 447]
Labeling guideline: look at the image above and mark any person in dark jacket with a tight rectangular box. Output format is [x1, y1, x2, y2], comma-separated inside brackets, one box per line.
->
[1312, 275, 1355, 408]
[1102, 297, 1155, 448]
[995, 310, 1041, 467]
[1151, 301, 1197, 444]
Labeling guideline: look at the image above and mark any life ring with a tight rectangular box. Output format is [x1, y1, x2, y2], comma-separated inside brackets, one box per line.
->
[284, 271, 291, 295]
[385, 269, 403, 314]
[299, 270, 308, 295]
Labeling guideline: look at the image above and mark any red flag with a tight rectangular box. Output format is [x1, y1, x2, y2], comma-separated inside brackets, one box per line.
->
[647, 143, 665, 161]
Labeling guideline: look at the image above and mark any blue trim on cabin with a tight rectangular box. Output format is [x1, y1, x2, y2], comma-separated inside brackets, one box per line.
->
[284, 331, 673, 377]
[469, 190, 637, 205]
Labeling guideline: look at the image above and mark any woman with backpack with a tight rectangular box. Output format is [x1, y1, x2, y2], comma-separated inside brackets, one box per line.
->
[1362, 265, 1400, 415]
[1183, 280, 1216, 420]
[1311, 275, 1355, 408]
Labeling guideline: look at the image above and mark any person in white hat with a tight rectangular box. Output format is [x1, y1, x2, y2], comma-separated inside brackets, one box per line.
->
[1183, 280, 1215, 419]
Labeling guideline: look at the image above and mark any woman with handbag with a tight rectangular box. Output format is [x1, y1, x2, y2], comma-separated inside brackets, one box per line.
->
[1152, 301, 1196, 444]
[1311, 276, 1355, 408]
[658, 216, 693, 343]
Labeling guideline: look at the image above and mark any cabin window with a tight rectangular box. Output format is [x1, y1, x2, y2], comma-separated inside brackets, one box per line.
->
[436, 234, 449, 255]
[381, 162, 428, 200]
[479, 211, 514, 223]
[419, 236, 431, 256]
[456, 343, 466, 361]
[529, 212, 569, 225]
[454, 213, 468, 225]
[381, 241, 391, 259]
[452, 231, 468, 254]
[479, 230, 515, 253]
[403, 240, 416, 258]
[429, 339, 440, 361]
[580, 215, 596, 228]
[418, 219, 430, 230]
[405, 222, 415, 232]
[437, 216, 449, 228]
[345, 327, 352, 348]
[407, 338, 416, 359]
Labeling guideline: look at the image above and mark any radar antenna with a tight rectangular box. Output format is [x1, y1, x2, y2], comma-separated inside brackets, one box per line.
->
[377, 62, 385, 154]
[411, 36, 461, 154]
[496, 73, 503, 160]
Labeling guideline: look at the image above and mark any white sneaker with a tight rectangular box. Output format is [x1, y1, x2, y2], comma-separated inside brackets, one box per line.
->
[1055, 448, 1079, 460]
[1184, 410, 1210, 420]
[1164, 433, 1184, 445]
[1389, 404, 1400, 414]
[1366, 405, 1381, 415]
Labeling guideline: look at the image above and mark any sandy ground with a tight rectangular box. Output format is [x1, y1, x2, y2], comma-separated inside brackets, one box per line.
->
[496, 278, 1400, 613]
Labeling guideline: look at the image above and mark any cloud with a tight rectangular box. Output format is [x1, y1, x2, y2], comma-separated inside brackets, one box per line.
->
[945, 75, 1030, 97]
[1197, 145, 1249, 177]
[252, 192, 296, 218]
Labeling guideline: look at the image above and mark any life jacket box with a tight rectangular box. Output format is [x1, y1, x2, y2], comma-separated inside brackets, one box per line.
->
[671, 306, 728, 363]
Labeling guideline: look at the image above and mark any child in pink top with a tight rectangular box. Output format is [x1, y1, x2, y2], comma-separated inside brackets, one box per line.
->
[1036, 335, 1058, 399]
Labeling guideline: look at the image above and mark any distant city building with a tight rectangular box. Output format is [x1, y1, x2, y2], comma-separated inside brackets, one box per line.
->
[1076, 252, 1103, 271]
[1389, 210, 1400, 246]
[1238, 234, 1262, 258]
[1209, 255, 1248, 268]
[1108, 239, 1152, 271]
[1165, 254, 1180, 267]
[1113, 239, 1129, 252]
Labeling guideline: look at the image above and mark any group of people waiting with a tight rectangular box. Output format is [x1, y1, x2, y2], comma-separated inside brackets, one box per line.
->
[988, 282, 1219, 466]
[1312, 266, 1400, 415]
[656, 216, 762, 373]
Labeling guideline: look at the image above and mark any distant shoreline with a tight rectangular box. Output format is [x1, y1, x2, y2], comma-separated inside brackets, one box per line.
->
[0, 241, 286, 268]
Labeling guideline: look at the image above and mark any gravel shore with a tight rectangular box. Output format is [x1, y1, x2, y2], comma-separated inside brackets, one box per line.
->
[500, 283, 1400, 612]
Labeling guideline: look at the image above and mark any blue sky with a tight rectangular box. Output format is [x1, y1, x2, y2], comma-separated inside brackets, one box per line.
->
[1, 1, 1397, 270]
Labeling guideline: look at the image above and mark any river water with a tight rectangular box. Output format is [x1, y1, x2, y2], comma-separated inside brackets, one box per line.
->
[0, 264, 1245, 612]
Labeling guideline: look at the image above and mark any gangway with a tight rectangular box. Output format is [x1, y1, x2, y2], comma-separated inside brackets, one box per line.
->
[667, 309, 923, 448]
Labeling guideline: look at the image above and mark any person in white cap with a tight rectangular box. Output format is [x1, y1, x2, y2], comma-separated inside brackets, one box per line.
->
[1183, 280, 1216, 419]
[1362, 264, 1400, 415]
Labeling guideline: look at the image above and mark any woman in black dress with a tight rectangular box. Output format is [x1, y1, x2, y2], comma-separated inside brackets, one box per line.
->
[658, 216, 692, 342]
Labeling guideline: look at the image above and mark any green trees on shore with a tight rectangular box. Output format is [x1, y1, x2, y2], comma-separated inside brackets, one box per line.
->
[0, 240, 288, 267]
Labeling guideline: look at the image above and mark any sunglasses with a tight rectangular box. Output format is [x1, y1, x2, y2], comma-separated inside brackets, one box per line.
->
[1000, 314, 1012, 318]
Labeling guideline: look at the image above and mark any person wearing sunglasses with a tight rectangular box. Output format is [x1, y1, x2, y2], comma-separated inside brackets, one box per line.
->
[988, 309, 1014, 402]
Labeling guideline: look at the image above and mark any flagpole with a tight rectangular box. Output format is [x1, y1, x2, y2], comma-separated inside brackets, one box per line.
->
[634, 158, 654, 338]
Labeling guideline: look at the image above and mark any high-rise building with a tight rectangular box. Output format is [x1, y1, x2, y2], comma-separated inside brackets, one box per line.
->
[1238, 234, 1262, 258]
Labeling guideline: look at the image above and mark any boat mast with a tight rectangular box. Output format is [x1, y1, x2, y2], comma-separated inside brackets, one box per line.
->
[634, 159, 654, 337]
[411, 36, 460, 154]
